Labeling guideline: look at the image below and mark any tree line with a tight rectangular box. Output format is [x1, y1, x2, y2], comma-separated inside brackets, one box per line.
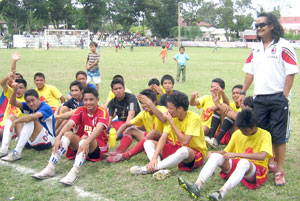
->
[0, 0, 284, 41]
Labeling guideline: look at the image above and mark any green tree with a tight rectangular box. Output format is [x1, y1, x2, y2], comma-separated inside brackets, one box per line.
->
[188, 25, 202, 40]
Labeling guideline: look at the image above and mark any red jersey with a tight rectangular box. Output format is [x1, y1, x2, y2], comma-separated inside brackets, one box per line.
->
[70, 106, 109, 144]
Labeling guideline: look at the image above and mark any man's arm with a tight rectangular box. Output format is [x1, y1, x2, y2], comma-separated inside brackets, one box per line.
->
[126, 110, 135, 123]
[55, 110, 75, 120]
[164, 111, 192, 146]
[60, 96, 65, 104]
[11, 52, 22, 73]
[52, 120, 75, 154]
[9, 82, 23, 109]
[116, 122, 132, 138]
[223, 151, 267, 161]
[0, 75, 9, 93]
[283, 74, 296, 98]
[190, 92, 200, 106]
[239, 73, 253, 105]
[77, 122, 105, 156]
[10, 112, 43, 132]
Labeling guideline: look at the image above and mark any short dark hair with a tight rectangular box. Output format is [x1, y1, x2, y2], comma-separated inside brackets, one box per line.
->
[148, 78, 160, 86]
[161, 74, 174, 85]
[24, 89, 39, 99]
[212, 78, 225, 89]
[257, 12, 284, 44]
[76, 71, 87, 79]
[236, 109, 257, 129]
[113, 75, 124, 81]
[16, 73, 23, 79]
[70, 80, 83, 91]
[179, 46, 185, 51]
[111, 79, 125, 89]
[162, 45, 166, 49]
[15, 79, 27, 88]
[140, 89, 157, 103]
[244, 96, 253, 109]
[232, 84, 243, 91]
[83, 87, 98, 99]
[89, 41, 97, 48]
[34, 72, 45, 80]
[167, 91, 189, 111]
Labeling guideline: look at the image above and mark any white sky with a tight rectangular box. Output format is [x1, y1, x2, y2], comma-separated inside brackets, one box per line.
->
[251, 0, 300, 17]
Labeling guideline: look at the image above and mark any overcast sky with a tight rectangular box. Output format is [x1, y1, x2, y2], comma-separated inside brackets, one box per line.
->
[251, 0, 300, 17]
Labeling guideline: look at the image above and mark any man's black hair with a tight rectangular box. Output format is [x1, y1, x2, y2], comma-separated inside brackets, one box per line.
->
[89, 41, 98, 48]
[148, 78, 160, 86]
[140, 89, 157, 103]
[232, 84, 243, 91]
[244, 96, 253, 109]
[167, 91, 189, 111]
[83, 87, 99, 99]
[236, 109, 257, 129]
[75, 71, 87, 79]
[111, 78, 125, 89]
[16, 73, 23, 79]
[113, 74, 124, 81]
[212, 78, 225, 89]
[161, 74, 174, 85]
[15, 79, 27, 88]
[34, 72, 45, 80]
[70, 80, 83, 91]
[24, 89, 39, 99]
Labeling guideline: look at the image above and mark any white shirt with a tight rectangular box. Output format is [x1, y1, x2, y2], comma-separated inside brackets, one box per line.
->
[243, 38, 299, 95]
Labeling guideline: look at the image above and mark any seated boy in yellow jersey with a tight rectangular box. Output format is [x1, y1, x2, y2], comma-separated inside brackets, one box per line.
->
[34, 72, 65, 112]
[0, 53, 26, 138]
[206, 84, 243, 148]
[101, 75, 132, 110]
[0, 74, 27, 148]
[148, 78, 166, 103]
[190, 78, 229, 136]
[178, 109, 273, 200]
[130, 91, 207, 180]
[106, 89, 167, 163]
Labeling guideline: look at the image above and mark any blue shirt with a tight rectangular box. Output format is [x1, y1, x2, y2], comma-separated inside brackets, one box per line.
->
[174, 53, 190, 66]
[21, 101, 55, 137]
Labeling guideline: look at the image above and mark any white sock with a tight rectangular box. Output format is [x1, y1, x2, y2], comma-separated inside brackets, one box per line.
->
[73, 139, 86, 168]
[143, 140, 161, 162]
[155, 146, 189, 170]
[1, 119, 14, 151]
[48, 136, 70, 167]
[220, 159, 251, 197]
[14, 121, 34, 154]
[195, 153, 225, 188]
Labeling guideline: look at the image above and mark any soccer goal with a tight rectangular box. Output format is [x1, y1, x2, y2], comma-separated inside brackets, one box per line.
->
[44, 29, 90, 48]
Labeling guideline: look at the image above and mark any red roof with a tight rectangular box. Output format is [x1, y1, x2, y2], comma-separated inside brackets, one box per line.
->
[279, 17, 300, 24]
[244, 35, 257, 40]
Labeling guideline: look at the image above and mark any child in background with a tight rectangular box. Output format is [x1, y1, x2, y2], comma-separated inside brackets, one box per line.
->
[86, 42, 100, 92]
[160, 45, 167, 64]
[173, 46, 190, 83]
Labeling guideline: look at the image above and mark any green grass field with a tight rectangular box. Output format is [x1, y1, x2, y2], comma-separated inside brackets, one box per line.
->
[0, 46, 299, 201]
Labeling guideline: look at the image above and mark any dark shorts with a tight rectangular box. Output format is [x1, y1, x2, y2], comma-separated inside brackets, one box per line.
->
[253, 92, 289, 144]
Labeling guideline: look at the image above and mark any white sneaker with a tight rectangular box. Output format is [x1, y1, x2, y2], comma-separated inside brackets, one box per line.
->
[32, 166, 55, 180]
[207, 137, 218, 149]
[0, 148, 9, 158]
[59, 167, 79, 186]
[130, 166, 148, 175]
[205, 136, 211, 146]
[153, 169, 171, 181]
[1, 150, 22, 162]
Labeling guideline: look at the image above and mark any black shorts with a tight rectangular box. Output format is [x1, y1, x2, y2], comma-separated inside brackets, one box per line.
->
[73, 146, 100, 160]
[253, 92, 289, 144]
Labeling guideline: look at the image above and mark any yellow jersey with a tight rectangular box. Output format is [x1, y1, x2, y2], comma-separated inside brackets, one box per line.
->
[130, 105, 167, 133]
[106, 87, 132, 102]
[163, 110, 207, 157]
[229, 102, 242, 113]
[36, 84, 62, 108]
[0, 87, 25, 127]
[224, 127, 273, 169]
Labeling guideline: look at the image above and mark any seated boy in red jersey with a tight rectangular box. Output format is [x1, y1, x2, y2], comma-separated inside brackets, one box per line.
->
[178, 109, 272, 200]
[33, 88, 109, 186]
[130, 91, 207, 180]
[106, 89, 167, 163]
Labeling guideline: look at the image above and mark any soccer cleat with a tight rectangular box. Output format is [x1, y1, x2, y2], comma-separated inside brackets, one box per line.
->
[106, 154, 126, 163]
[207, 138, 218, 149]
[208, 191, 223, 201]
[0, 149, 9, 158]
[178, 177, 201, 199]
[153, 169, 171, 181]
[32, 166, 55, 180]
[1, 150, 22, 162]
[275, 171, 286, 186]
[130, 166, 148, 175]
[59, 167, 79, 186]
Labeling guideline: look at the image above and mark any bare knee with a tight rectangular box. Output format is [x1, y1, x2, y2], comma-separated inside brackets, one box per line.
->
[203, 126, 209, 135]
[7, 115, 18, 121]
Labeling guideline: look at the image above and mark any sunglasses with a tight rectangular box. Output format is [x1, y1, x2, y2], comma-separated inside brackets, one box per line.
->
[255, 22, 268, 29]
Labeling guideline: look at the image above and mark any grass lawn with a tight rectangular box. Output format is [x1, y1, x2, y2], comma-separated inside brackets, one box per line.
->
[0, 46, 299, 201]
